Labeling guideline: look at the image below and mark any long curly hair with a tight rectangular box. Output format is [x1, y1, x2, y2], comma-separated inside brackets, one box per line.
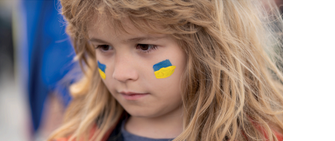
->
[49, 0, 283, 140]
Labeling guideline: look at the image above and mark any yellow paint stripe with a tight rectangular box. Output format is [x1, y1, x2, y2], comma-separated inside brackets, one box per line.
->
[98, 69, 106, 80]
[154, 66, 176, 79]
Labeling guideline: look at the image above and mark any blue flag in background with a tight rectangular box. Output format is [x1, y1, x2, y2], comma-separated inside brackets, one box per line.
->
[18, 0, 80, 133]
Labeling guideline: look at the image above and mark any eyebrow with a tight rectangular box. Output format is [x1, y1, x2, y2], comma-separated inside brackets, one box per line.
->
[89, 35, 166, 44]
[126, 36, 166, 42]
[89, 38, 110, 44]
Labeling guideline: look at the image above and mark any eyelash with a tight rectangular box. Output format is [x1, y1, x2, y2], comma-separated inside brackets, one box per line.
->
[136, 44, 158, 53]
[95, 45, 113, 52]
[94, 44, 158, 53]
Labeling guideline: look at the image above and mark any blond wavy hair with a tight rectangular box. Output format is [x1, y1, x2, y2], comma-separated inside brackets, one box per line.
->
[49, 0, 283, 140]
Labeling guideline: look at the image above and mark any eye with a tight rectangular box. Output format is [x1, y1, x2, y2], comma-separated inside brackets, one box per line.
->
[95, 45, 113, 52]
[136, 44, 158, 53]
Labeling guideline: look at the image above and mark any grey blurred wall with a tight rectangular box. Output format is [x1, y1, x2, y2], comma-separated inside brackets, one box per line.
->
[0, 0, 28, 141]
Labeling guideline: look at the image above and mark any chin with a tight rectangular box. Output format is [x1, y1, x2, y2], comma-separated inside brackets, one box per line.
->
[125, 108, 159, 118]
[127, 111, 151, 117]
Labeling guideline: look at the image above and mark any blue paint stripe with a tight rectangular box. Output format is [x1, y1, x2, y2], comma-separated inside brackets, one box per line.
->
[153, 59, 172, 71]
[98, 61, 106, 72]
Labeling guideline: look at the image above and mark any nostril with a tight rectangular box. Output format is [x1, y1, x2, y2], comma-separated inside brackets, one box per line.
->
[112, 71, 138, 83]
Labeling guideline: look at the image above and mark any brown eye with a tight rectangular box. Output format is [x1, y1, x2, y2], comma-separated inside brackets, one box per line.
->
[96, 45, 113, 52]
[137, 44, 150, 50]
[101, 45, 111, 51]
[136, 44, 158, 53]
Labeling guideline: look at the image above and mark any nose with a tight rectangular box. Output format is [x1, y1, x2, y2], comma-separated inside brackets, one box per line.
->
[112, 55, 139, 83]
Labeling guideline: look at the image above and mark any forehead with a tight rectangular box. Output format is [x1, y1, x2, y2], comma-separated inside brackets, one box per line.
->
[87, 13, 172, 44]
[87, 14, 137, 38]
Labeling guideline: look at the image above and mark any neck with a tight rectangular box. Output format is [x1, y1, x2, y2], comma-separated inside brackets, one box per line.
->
[125, 106, 183, 139]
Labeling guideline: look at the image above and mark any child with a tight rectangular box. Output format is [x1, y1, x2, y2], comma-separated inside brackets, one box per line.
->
[50, 0, 283, 140]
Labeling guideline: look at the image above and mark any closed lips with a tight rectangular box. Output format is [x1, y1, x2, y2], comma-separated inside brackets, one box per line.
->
[119, 91, 149, 100]
[119, 92, 148, 95]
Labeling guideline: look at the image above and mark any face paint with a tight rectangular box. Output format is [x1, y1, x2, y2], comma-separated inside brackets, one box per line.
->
[153, 59, 176, 79]
[98, 61, 106, 79]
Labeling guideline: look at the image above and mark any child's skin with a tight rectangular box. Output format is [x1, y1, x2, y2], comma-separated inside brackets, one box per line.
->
[88, 17, 186, 138]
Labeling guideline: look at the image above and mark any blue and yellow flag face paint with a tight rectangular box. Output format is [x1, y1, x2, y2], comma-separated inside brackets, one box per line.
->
[98, 61, 106, 79]
[153, 59, 176, 79]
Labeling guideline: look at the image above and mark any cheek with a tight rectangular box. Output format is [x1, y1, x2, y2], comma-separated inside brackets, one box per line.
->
[96, 60, 116, 93]
[153, 59, 176, 79]
[97, 61, 107, 80]
[150, 65, 185, 94]
[149, 49, 187, 88]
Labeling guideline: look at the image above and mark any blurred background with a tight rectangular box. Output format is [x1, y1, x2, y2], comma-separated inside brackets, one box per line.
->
[1, 0, 79, 140]
[0, 0, 282, 141]
[0, 0, 27, 140]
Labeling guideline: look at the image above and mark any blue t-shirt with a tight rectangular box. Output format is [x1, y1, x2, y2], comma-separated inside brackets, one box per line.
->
[121, 120, 174, 141]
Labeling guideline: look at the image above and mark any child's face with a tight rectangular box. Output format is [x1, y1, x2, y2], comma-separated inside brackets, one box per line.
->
[88, 18, 186, 118]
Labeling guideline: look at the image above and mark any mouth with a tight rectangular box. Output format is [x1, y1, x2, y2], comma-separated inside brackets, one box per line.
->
[119, 91, 149, 100]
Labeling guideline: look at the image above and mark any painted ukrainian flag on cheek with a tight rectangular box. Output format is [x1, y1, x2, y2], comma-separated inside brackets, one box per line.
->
[98, 61, 106, 80]
[153, 59, 176, 79]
